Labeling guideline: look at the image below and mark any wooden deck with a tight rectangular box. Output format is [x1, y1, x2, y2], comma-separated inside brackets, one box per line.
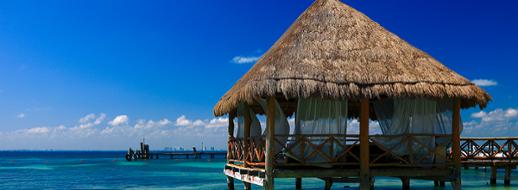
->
[225, 136, 518, 189]
[460, 137, 518, 185]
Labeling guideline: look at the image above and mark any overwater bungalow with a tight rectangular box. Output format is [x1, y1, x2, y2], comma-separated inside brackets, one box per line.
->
[214, 0, 491, 189]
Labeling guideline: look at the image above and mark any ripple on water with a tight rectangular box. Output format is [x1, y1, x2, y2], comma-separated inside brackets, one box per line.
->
[58, 163, 98, 168]
[0, 164, 53, 170]
[116, 161, 148, 166]
[169, 161, 225, 169]
[146, 171, 219, 178]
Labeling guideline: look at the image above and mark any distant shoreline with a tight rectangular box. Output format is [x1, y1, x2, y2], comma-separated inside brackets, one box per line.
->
[0, 150, 226, 152]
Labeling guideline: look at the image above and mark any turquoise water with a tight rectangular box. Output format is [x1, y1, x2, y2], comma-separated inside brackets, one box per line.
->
[0, 151, 517, 189]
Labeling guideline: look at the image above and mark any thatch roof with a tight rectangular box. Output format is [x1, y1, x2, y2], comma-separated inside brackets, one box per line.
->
[214, 0, 490, 116]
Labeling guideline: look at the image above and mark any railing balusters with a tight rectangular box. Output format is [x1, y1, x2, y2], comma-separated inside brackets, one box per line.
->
[227, 135, 518, 168]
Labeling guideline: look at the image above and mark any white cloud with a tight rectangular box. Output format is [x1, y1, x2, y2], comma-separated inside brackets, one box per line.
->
[505, 109, 518, 118]
[472, 79, 498, 87]
[231, 56, 260, 64]
[175, 115, 192, 127]
[469, 108, 518, 122]
[205, 117, 228, 128]
[0, 113, 229, 150]
[17, 113, 25, 119]
[346, 119, 382, 135]
[174, 115, 228, 129]
[78, 113, 106, 129]
[193, 120, 205, 127]
[134, 118, 172, 129]
[463, 108, 518, 136]
[471, 111, 487, 119]
[109, 115, 129, 126]
[25, 127, 49, 135]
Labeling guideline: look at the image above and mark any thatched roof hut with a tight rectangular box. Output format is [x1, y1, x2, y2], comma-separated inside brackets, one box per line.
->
[214, 0, 490, 116]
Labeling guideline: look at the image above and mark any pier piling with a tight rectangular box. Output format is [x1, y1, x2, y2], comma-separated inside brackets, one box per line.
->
[490, 166, 497, 185]
[401, 177, 410, 190]
[227, 176, 234, 190]
[505, 166, 511, 186]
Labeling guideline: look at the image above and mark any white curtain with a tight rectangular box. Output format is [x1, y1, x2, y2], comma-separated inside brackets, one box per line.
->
[236, 100, 290, 157]
[291, 98, 348, 165]
[373, 98, 461, 164]
[236, 103, 262, 139]
[257, 98, 290, 155]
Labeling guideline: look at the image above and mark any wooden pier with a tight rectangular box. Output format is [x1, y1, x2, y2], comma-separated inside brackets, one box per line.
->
[460, 137, 518, 186]
[126, 151, 227, 161]
[125, 142, 226, 161]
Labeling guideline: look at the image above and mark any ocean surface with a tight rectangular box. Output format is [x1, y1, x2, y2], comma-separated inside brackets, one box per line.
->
[0, 151, 517, 189]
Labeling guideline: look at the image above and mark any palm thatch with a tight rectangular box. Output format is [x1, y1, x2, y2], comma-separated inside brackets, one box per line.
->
[214, 0, 490, 116]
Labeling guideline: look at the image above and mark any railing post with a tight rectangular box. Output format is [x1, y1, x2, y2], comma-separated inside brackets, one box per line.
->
[228, 112, 235, 161]
[452, 99, 462, 190]
[295, 178, 302, 190]
[243, 105, 252, 165]
[505, 166, 511, 186]
[227, 112, 235, 190]
[264, 97, 276, 190]
[243, 105, 252, 188]
[490, 165, 497, 185]
[360, 98, 371, 190]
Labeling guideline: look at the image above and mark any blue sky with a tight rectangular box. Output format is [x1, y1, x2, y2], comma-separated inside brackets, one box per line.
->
[0, 0, 517, 150]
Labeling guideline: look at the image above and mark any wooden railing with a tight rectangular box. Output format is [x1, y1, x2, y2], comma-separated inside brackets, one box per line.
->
[460, 137, 518, 161]
[228, 136, 266, 166]
[228, 134, 454, 168]
[370, 134, 452, 167]
[275, 134, 361, 166]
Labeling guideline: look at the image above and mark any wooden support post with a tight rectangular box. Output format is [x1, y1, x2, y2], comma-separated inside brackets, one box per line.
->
[295, 178, 302, 190]
[324, 178, 333, 190]
[490, 166, 497, 185]
[360, 98, 371, 190]
[244, 105, 252, 167]
[264, 97, 276, 190]
[244, 182, 251, 190]
[227, 176, 235, 190]
[434, 180, 445, 188]
[228, 112, 235, 162]
[505, 166, 511, 186]
[452, 99, 462, 190]
[401, 177, 410, 190]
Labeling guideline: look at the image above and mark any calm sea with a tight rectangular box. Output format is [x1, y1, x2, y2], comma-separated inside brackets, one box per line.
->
[0, 151, 516, 189]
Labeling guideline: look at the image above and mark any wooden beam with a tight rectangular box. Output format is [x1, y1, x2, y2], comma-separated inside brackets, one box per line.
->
[370, 168, 451, 177]
[228, 112, 235, 138]
[324, 178, 333, 190]
[224, 168, 264, 187]
[244, 182, 251, 190]
[360, 98, 371, 190]
[452, 99, 462, 190]
[275, 169, 359, 178]
[401, 177, 410, 190]
[295, 178, 302, 190]
[227, 176, 234, 190]
[490, 166, 497, 185]
[274, 168, 451, 178]
[243, 105, 252, 166]
[228, 112, 235, 162]
[243, 105, 252, 188]
[505, 166, 511, 186]
[264, 97, 276, 190]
